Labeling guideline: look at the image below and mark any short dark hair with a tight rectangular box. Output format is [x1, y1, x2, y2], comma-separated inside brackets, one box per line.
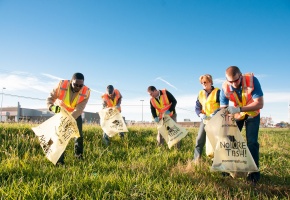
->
[72, 72, 84, 81]
[107, 85, 114, 94]
[147, 86, 157, 92]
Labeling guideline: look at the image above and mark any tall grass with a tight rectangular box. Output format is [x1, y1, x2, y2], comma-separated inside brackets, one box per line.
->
[0, 123, 289, 199]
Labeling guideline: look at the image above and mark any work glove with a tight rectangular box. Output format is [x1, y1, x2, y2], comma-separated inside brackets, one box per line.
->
[115, 105, 120, 109]
[164, 110, 170, 115]
[154, 117, 159, 123]
[199, 113, 206, 121]
[227, 106, 240, 114]
[51, 105, 61, 113]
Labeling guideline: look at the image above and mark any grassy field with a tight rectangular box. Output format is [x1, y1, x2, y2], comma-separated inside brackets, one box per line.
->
[0, 123, 289, 199]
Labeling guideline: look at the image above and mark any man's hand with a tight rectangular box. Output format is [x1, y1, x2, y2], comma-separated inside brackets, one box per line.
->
[164, 110, 170, 115]
[154, 117, 159, 123]
[199, 113, 206, 121]
[227, 106, 240, 114]
[51, 105, 61, 113]
[116, 105, 120, 109]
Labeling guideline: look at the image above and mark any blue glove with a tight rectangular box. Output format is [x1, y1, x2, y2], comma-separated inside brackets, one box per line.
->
[164, 110, 170, 115]
[50, 105, 61, 113]
[116, 105, 120, 109]
[154, 117, 159, 123]
[199, 113, 206, 121]
[227, 106, 240, 114]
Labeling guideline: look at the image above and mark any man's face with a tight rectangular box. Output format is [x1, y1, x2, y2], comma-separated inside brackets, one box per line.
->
[72, 79, 84, 92]
[148, 89, 158, 98]
[226, 73, 241, 89]
[108, 91, 115, 98]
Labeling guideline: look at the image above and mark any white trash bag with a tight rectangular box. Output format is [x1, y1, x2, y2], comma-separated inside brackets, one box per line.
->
[206, 135, 214, 158]
[99, 107, 128, 137]
[32, 108, 80, 165]
[157, 115, 188, 149]
[201, 118, 215, 158]
[205, 109, 259, 177]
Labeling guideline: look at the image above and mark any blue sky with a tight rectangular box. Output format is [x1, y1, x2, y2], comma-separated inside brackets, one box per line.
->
[0, 0, 289, 123]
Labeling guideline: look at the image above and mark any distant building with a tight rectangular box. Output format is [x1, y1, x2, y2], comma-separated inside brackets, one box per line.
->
[178, 121, 200, 127]
[0, 102, 100, 124]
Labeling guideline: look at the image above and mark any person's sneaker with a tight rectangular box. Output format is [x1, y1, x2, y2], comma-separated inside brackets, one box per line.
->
[56, 161, 65, 166]
[247, 175, 258, 186]
[119, 132, 124, 139]
[75, 154, 83, 160]
[221, 172, 230, 177]
[175, 141, 181, 149]
[250, 179, 258, 186]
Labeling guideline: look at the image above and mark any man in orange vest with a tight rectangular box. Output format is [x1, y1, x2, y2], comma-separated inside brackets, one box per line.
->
[220, 66, 264, 185]
[147, 86, 181, 149]
[47, 72, 90, 165]
[101, 85, 124, 146]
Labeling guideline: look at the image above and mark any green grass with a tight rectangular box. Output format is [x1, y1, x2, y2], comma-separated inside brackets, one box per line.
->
[0, 123, 289, 199]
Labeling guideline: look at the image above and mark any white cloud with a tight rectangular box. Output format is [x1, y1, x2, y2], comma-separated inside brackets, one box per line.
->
[41, 73, 64, 80]
[264, 92, 290, 103]
[155, 77, 178, 90]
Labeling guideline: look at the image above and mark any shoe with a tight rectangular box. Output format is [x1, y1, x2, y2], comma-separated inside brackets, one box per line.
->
[221, 172, 230, 177]
[75, 154, 83, 160]
[175, 141, 181, 149]
[56, 161, 65, 166]
[247, 175, 258, 186]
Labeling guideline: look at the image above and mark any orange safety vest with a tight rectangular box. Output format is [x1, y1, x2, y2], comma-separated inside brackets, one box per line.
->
[222, 73, 260, 120]
[198, 88, 220, 116]
[150, 89, 173, 119]
[57, 80, 90, 112]
[102, 89, 122, 112]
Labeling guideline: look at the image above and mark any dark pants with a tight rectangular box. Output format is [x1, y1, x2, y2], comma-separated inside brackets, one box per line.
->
[58, 115, 83, 163]
[236, 114, 260, 181]
[193, 121, 206, 161]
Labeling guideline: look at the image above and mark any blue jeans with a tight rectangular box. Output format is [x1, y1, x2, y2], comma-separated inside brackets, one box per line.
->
[236, 114, 260, 181]
[193, 121, 206, 160]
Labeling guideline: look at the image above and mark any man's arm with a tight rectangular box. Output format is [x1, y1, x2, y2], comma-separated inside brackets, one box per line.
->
[195, 98, 202, 116]
[219, 86, 229, 108]
[166, 90, 177, 111]
[46, 81, 61, 110]
[116, 92, 122, 107]
[150, 101, 158, 118]
[240, 96, 264, 112]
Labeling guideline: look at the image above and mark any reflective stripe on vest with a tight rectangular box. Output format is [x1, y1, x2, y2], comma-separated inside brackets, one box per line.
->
[150, 89, 173, 118]
[198, 88, 220, 116]
[222, 73, 259, 119]
[102, 89, 121, 112]
[58, 80, 90, 112]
